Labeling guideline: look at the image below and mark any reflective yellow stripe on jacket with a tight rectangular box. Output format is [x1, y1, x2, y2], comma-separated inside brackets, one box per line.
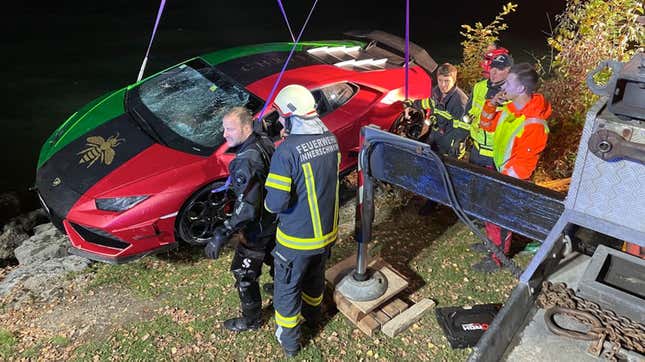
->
[421, 98, 433, 109]
[334, 152, 340, 232]
[492, 108, 550, 171]
[275, 154, 340, 251]
[302, 162, 323, 238]
[276, 227, 337, 250]
[473, 140, 494, 157]
[266, 172, 292, 192]
[469, 80, 495, 155]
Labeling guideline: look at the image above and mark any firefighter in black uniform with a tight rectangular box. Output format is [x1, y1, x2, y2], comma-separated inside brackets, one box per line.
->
[405, 63, 470, 158]
[204, 106, 276, 332]
[264, 84, 340, 357]
[405, 63, 469, 215]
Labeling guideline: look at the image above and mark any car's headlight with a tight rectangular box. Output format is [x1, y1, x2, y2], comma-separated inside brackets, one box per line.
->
[95, 196, 149, 212]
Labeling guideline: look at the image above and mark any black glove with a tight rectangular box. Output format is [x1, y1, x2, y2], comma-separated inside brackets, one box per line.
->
[204, 226, 233, 259]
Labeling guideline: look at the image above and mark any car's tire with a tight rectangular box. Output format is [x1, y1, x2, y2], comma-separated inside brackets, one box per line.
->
[390, 108, 426, 140]
[176, 180, 234, 246]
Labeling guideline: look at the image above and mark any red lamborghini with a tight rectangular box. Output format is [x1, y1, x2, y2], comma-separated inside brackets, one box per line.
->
[35, 30, 435, 263]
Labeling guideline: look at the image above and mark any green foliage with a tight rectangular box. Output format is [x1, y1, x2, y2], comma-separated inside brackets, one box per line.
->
[457, 2, 518, 93]
[0, 329, 17, 358]
[542, 0, 644, 124]
[50, 335, 70, 347]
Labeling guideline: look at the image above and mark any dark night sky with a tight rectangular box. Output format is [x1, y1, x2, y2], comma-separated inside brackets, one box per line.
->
[2, 0, 564, 208]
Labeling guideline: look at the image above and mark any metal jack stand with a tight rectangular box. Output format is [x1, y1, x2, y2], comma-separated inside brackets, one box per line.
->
[336, 155, 388, 302]
[329, 131, 434, 338]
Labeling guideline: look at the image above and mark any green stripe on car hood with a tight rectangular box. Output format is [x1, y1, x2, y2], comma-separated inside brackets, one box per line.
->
[37, 40, 364, 168]
[37, 88, 126, 168]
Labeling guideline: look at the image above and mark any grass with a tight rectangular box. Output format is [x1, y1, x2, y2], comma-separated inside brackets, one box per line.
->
[1, 191, 534, 360]
[0, 329, 17, 359]
[51, 335, 70, 347]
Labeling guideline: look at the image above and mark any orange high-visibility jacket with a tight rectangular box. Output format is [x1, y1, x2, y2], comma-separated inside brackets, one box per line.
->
[480, 94, 552, 180]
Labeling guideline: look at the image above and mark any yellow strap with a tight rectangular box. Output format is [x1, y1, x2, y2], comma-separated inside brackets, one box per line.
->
[302, 292, 323, 306]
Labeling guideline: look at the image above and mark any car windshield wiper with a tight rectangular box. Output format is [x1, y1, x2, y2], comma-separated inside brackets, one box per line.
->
[129, 107, 167, 146]
[124, 89, 167, 146]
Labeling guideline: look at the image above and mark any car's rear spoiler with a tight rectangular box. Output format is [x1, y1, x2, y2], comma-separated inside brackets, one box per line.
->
[344, 30, 438, 74]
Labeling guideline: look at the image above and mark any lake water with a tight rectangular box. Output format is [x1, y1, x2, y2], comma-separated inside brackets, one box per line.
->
[1, 0, 563, 210]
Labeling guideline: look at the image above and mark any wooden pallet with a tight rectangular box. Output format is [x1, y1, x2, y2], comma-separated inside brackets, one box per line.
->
[326, 254, 435, 337]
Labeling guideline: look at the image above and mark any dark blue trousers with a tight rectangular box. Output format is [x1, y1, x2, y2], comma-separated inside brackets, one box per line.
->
[272, 246, 329, 351]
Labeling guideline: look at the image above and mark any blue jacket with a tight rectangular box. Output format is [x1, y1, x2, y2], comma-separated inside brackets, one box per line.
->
[264, 116, 340, 254]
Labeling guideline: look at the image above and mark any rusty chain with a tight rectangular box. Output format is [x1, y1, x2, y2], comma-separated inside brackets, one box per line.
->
[537, 281, 645, 361]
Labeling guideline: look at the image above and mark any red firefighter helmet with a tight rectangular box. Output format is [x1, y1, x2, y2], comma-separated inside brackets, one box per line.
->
[481, 47, 509, 79]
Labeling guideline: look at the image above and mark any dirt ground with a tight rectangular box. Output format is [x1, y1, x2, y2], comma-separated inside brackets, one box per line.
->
[0, 179, 533, 360]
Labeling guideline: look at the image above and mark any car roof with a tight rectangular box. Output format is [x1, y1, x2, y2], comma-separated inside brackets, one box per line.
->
[201, 41, 362, 86]
[201, 40, 428, 102]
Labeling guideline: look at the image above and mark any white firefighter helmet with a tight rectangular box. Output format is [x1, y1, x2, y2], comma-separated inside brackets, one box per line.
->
[273, 84, 317, 118]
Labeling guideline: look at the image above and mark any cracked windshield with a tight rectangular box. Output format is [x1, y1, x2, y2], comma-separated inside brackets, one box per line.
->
[139, 64, 251, 148]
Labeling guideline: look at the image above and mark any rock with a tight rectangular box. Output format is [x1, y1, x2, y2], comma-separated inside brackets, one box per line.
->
[0, 191, 21, 223]
[14, 208, 49, 234]
[22, 270, 65, 300]
[0, 255, 92, 307]
[0, 221, 30, 260]
[14, 223, 69, 265]
[0, 217, 92, 308]
[62, 255, 93, 272]
[33, 222, 54, 235]
[0, 208, 51, 261]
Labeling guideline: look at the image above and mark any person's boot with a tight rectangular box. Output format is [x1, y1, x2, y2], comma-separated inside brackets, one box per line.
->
[223, 302, 262, 332]
[283, 345, 301, 357]
[303, 313, 321, 330]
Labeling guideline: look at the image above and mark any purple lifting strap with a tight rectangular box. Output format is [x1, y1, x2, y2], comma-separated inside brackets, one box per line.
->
[211, 176, 232, 193]
[137, 0, 167, 82]
[256, 0, 319, 121]
[404, 0, 410, 100]
[276, 0, 296, 42]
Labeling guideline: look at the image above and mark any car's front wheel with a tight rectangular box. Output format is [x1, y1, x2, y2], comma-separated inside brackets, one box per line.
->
[176, 180, 234, 246]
